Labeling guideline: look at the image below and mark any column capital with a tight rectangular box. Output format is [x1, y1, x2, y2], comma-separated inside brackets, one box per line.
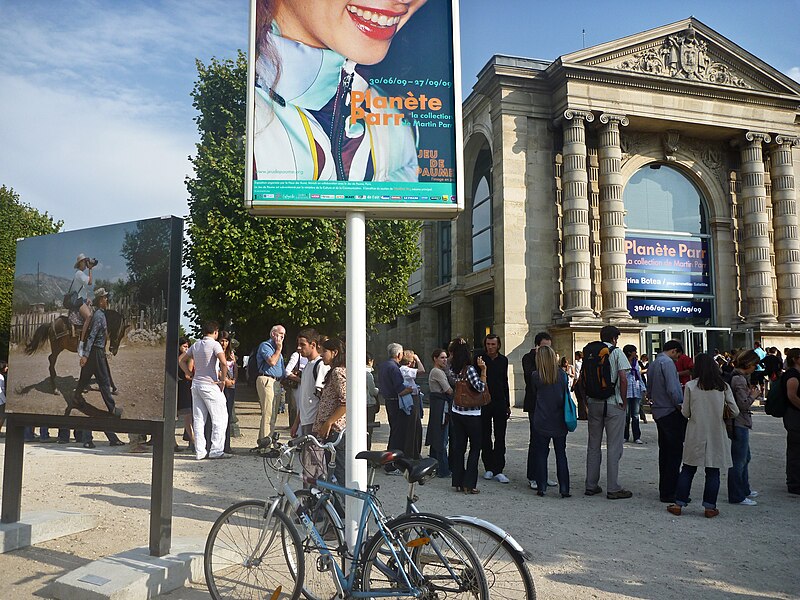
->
[744, 131, 772, 144]
[599, 113, 629, 127]
[774, 134, 800, 147]
[562, 108, 595, 123]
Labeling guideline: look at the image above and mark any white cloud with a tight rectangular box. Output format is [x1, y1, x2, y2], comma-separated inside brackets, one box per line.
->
[0, 73, 194, 230]
[788, 67, 800, 83]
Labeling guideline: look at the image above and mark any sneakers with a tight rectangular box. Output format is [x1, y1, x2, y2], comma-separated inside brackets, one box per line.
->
[385, 468, 403, 476]
[738, 498, 758, 506]
[748, 490, 759, 498]
[607, 489, 633, 500]
[547, 479, 558, 487]
[634, 439, 644, 444]
[529, 480, 538, 490]
[208, 453, 234, 459]
[483, 471, 494, 480]
[494, 473, 510, 484]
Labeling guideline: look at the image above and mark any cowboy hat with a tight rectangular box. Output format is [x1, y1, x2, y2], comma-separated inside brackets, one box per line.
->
[94, 287, 110, 300]
[74, 253, 87, 269]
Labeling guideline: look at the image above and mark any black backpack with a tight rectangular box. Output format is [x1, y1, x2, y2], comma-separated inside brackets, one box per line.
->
[765, 375, 788, 418]
[247, 347, 260, 387]
[581, 341, 616, 399]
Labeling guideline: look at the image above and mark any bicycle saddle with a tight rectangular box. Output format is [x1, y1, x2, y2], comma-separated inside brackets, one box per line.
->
[394, 456, 439, 485]
[355, 450, 403, 467]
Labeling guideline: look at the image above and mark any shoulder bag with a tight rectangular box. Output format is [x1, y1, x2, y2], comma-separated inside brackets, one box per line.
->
[563, 371, 578, 432]
[453, 367, 491, 409]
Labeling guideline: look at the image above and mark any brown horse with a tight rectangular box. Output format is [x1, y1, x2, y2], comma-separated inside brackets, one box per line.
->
[24, 310, 130, 393]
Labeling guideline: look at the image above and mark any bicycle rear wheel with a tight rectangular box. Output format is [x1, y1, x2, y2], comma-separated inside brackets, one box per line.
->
[205, 500, 304, 600]
[450, 519, 536, 600]
[360, 513, 489, 600]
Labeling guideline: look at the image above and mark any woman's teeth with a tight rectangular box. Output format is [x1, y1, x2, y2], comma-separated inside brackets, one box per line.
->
[346, 6, 401, 27]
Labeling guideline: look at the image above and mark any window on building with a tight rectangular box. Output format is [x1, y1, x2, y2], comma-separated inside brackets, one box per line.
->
[438, 221, 452, 285]
[472, 291, 494, 349]
[472, 148, 493, 272]
[623, 163, 707, 234]
[437, 303, 451, 348]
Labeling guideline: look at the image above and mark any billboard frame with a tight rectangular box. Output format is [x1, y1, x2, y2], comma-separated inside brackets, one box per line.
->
[1, 216, 183, 557]
[244, 0, 464, 219]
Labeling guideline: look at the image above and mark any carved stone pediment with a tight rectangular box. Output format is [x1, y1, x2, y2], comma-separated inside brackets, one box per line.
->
[615, 25, 748, 88]
[560, 18, 800, 96]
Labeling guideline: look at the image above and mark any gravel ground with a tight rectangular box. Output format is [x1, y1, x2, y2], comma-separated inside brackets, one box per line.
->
[1, 387, 797, 599]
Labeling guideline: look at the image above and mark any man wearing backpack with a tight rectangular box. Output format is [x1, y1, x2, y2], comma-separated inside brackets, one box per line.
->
[583, 326, 632, 500]
[647, 340, 687, 503]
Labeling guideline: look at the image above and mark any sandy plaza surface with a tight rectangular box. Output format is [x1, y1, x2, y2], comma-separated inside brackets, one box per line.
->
[0, 385, 798, 599]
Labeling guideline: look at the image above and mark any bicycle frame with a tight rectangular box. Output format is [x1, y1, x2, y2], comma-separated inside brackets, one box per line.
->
[256, 436, 432, 599]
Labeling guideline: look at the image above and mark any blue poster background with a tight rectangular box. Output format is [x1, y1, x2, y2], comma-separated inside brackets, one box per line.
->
[627, 298, 712, 319]
[625, 235, 710, 293]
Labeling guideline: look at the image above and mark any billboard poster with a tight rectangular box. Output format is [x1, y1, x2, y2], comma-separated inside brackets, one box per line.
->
[6, 217, 181, 421]
[627, 298, 712, 319]
[245, 0, 463, 218]
[625, 235, 710, 294]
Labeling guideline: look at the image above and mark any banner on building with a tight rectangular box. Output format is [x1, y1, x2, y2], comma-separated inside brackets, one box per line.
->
[245, 0, 464, 218]
[627, 298, 712, 319]
[625, 235, 710, 293]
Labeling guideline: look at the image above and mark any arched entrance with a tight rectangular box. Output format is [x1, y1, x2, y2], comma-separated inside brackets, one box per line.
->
[623, 163, 730, 357]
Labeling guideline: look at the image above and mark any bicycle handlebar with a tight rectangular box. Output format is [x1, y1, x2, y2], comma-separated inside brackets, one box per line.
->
[287, 429, 345, 451]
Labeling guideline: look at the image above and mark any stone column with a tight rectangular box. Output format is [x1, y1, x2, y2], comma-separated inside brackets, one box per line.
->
[598, 113, 633, 321]
[739, 132, 777, 323]
[559, 109, 595, 319]
[770, 136, 800, 322]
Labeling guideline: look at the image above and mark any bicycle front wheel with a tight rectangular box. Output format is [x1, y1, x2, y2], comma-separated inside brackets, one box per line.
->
[450, 519, 536, 600]
[205, 500, 304, 600]
[360, 513, 489, 600]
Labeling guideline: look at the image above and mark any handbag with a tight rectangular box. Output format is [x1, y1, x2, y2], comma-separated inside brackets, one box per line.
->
[453, 368, 491, 409]
[563, 372, 578, 432]
[62, 278, 77, 310]
[723, 402, 736, 440]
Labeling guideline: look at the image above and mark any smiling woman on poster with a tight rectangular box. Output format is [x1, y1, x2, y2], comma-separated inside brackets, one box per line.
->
[253, 0, 426, 182]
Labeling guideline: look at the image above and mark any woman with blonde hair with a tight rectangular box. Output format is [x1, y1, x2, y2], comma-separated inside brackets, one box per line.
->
[529, 345, 571, 497]
[667, 353, 738, 518]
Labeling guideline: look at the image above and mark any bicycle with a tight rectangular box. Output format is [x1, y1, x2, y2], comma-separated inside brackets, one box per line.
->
[204, 432, 490, 600]
[295, 450, 536, 600]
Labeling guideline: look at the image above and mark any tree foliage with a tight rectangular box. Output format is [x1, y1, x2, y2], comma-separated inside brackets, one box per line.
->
[120, 219, 171, 305]
[184, 52, 421, 349]
[0, 185, 63, 359]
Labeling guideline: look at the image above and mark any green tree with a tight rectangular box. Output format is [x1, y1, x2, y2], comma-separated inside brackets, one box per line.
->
[120, 219, 171, 304]
[0, 185, 63, 359]
[185, 52, 421, 349]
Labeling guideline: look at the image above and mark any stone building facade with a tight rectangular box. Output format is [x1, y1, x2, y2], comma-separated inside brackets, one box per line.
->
[371, 18, 800, 405]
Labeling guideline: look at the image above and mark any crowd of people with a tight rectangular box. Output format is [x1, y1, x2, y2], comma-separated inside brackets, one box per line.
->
[6, 317, 799, 508]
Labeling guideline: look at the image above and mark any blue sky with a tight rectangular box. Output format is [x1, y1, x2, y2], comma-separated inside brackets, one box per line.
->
[1, 0, 799, 232]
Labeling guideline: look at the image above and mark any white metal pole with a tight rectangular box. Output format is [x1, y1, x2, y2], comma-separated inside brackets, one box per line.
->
[345, 211, 368, 548]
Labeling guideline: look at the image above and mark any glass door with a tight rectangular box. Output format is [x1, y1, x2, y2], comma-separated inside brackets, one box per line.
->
[643, 329, 666, 361]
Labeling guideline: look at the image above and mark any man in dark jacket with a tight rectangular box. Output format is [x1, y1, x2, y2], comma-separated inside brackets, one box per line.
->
[475, 334, 510, 483]
[522, 331, 552, 413]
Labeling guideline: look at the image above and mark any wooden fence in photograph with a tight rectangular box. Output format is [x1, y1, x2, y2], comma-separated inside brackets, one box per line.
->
[10, 293, 167, 345]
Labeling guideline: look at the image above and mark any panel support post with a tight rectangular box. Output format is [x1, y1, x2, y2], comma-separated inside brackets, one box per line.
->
[345, 211, 368, 549]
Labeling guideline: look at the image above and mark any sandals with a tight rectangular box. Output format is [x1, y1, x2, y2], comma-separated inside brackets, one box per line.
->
[463, 488, 480, 495]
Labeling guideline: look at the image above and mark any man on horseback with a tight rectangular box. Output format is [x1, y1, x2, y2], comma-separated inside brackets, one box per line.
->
[72, 288, 123, 418]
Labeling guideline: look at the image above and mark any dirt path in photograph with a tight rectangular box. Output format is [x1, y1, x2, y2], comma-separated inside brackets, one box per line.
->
[7, 344, 166, 420]
[0, 389, 797, 599]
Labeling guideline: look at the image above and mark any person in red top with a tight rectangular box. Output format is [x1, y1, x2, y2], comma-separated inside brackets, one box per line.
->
[675, 351, 694, 388]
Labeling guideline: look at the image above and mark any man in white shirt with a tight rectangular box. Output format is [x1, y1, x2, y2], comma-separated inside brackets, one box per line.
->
[290, 328, 329, 484]
[179, 321, 230, 460]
